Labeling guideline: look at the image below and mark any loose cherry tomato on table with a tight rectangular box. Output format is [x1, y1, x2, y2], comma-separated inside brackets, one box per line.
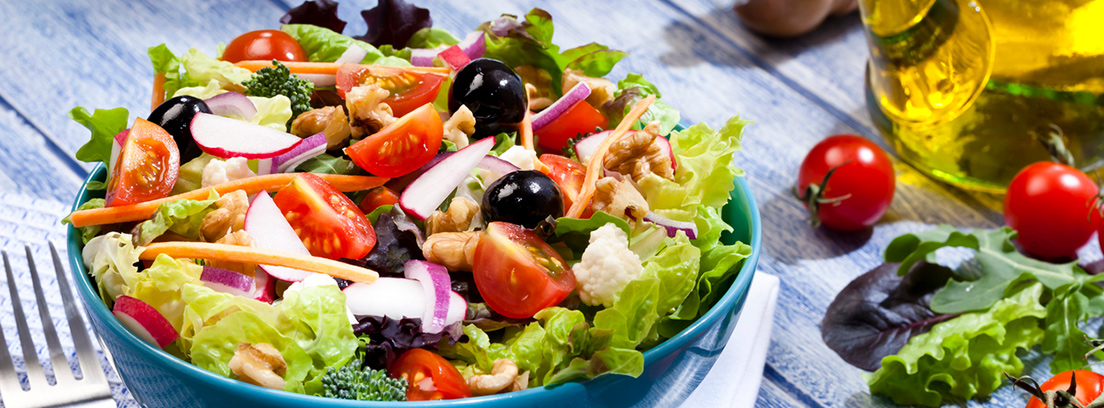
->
[795, 134, 895, 231]
[1004, 162, 1100, 259]
[272, 173, 376, 260]
[106, 118, 180, 207]
[473, 222, 576, 319]
[1022, 370, 1104, 408]
[538, 154, 587, 210]
[345, 103, 443, 178]
[534, 100, 607, 152]
[221, 30, 307, 63]
[390, 348, 471, 401]
[336, 64, 446, 117]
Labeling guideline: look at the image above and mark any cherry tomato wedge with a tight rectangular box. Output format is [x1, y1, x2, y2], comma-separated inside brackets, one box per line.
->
[473, 222, 576, 319]
[1025, 370, 1104, 408]
[358, 186, 400, 214]
[272, 173, 376, 260]
[390, 349, 471, 401]
[535, 100, 607, 152]
[336, 64, 447, 117]
[795, 135, 895, 231]
[539, 154, 586, 210]
[106, 118, 180, 207]
[345, 103, 443, 178]
[221, 30, 306, 63]
[1005, 162, 1100, 259]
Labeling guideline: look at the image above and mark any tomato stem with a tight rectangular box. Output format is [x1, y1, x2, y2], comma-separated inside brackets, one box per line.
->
[792, 160, 853, 229]
[1033, 123, 1076, 167]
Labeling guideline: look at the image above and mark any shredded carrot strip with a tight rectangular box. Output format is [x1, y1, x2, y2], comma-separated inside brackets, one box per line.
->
[233, 60, 450, 76]
[141, 242, 379, 284]
[520, 110, 534, 151]
[565, 94, 656, 218]
[151, 73, 166, 111]
[68, 174, 388, 228]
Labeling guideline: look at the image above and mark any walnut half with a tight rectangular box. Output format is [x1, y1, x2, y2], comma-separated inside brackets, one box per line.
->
[602, 122, 674, 182]
[228, 342, 287, 390]
[422, 231, 481, 272]
[199, 190, 249, 243]
[290, 106, 352, 149]
[426, 197, 479, 236]
[346, 83, 397, 138]
[468, 359, 519, 396]
[591, 176, 649, 220]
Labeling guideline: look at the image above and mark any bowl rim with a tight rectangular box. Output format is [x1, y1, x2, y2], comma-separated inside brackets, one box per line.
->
[66, 162, 761, 406]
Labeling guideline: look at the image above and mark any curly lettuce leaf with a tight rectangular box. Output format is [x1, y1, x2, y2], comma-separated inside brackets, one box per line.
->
[355, 0, 432, 49]
[281, 24, 411, 66]
[180, 48, 253, 92]
[128, 254, 203, 331]
[638, 116, 747, 219]
[172, 154, 217, 194]
[866, 283, 1047, 407]
[603, 74, 680, 136]
[406, 27, 460, 49]
[80, 232, 143, 306]
[63, 198, 106, 244]
[69, 106, 129, 177]
[133, 192, 219, 245]
[190, 309, 315, 391]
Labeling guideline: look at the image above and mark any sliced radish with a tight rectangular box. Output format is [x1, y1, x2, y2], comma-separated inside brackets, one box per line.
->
[113, 295, 179, 349]
[653, 135, 677, 171]
[107, 129, 129, 178]
[190, 113, 302, 159]
[200, 266, 254, 297]
[573, 129, 613, 163]
[298, 74, 336, 88]
[204, 92, 257, 121]
[404, 260, 453, 333]
[336, 46, 369, 64]
[400, 137, 495, 220]
[642, 210, 698, 239]
[532, 82, 591, 131]
[437, 45, 470, 71]
[251, 267, 276, 303]
[458, 31, 486, 60]
[256, 133, 327, 174]
[243, 193, 316, 282]
[343, 277, 465, 331]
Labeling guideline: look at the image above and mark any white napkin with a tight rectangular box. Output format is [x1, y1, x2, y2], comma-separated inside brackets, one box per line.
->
[680, 272, 781, 408]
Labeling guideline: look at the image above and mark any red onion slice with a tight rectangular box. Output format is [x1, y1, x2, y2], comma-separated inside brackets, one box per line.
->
[642, 211, 698, 239]
[256, 133, 328, 175]
[458, 31, 486, 60]
[200, 266, 255, 297]
[532, 81, 591, 130]
[403, 260, 453, 334]
[410, 47, 444, 67]
[204, 92, 257, 121]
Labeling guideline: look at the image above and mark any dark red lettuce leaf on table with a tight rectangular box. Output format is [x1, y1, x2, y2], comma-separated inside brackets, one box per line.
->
[354, 315, 462, 369]
[821, 261, 958, 371]
[280, 0, 347, 33]
[355, 0, 431, 48]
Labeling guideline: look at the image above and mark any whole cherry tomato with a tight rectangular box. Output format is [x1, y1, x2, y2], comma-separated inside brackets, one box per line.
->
[1024, 370, 1104, 408]
[1005, 162, 1100, 259]
[221, 30, 306, 63]
[795, 135, 895, 230]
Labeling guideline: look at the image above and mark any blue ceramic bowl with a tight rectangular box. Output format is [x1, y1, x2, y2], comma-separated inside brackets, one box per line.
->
[66, 163, 761, 408]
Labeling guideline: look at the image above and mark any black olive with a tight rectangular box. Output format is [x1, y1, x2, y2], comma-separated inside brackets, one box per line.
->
[449, 58, 527, 138]
[482, 170, 563, 229]
[148, 95, 210, 162]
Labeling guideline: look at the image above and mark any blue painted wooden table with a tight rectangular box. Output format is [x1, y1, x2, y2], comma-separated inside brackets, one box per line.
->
[0, 0, 1082, 406]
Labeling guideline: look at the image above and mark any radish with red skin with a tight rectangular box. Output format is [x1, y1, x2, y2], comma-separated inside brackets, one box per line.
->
[189, 113, 302, 159]
[113, 295, 179, 349]
[243, 192, 316, 282]
[437, 45, 470, 71]
[251, 267, 276, 303]
[200, 266, 255, 297]
[343, 278, 466, 332]
[203, 92, 257, 120]
[400, 137, 495, 220]
[255, 133, 327, 174]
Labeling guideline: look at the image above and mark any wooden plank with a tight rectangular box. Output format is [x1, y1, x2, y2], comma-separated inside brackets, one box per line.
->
[0, 102, 83, 204]
[0, 0, 290, 157]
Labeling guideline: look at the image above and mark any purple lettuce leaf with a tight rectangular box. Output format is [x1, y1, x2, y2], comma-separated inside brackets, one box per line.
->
[280, 0, 347, 34]
[354, 0, 431, 48]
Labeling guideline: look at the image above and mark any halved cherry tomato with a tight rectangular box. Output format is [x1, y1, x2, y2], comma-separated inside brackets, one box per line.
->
[221, 30, 306, 63]
[345, 103, 443, 178]
[539, 154, 586, 210]
[535, 100, 607, 152]
[272, 173, 376, 260]
[473, 222, 576, 319]
[1025, 370, 1104, 408]
[106, 118, 180, 207]
[358, 186, 400, 214]
[336, 64, 447, 117]
[390, 349, 471, 401]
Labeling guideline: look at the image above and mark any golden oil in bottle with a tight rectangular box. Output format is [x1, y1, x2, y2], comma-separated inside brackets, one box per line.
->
[861, 0, 1104, 193]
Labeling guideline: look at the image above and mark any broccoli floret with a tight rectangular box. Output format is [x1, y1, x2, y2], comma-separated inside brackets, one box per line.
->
[320, 358, 407, 401]
[242, 60, 313, 124]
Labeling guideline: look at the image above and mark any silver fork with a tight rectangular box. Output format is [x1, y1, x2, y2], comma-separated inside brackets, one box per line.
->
[0, 243, 114, 408]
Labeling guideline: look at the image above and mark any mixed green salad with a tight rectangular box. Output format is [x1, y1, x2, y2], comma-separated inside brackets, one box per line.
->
[65, 0, 752, 401]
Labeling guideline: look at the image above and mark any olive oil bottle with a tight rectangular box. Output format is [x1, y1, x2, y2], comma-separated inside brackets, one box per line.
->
[861, 0, 1104, 193]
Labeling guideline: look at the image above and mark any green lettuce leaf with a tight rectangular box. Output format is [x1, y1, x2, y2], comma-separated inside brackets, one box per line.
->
[69, 106, 129, 175]
[190, 309, 315, 391]
[604, 74, 680, 136]
[866, 283, 1047, 407]
[133, 192, 219, 246]
[406, 27, 460, 49]
[638, 116, 747, 218]
[149, 44, 189, 100]
[63, 198, 106, 244]
[281, 24, 411, 66]
[552, 211, 631, 256]
[297, 153, 359, 175]
[79, 232, 143, 306]
[174, 80, 293, 132]
[128, 254, 203, 331]
[172, 154, 217, 195]
[180, 48, 253, 92]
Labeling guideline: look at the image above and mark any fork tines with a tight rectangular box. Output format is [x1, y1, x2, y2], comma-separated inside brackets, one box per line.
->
[0, 243, 114, 408]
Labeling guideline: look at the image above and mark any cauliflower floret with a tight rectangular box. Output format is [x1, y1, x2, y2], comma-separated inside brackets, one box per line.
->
[201, 157, 256, 188]
[573, 224, 643, 307]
